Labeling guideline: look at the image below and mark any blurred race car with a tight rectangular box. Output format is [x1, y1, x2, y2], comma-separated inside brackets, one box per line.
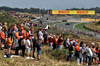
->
[62, 20, 67, 22]
[66, 22, 70, 25]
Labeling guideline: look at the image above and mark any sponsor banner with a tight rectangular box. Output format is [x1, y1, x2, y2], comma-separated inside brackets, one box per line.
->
[52, 10, 95, 15]
[81, 18, 100, 21]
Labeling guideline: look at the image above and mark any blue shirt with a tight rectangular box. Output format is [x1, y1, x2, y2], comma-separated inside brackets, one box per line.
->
[37, 43, 41, 51]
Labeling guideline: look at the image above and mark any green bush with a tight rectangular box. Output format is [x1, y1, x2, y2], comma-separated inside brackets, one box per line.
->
[46, 48, 69, 60]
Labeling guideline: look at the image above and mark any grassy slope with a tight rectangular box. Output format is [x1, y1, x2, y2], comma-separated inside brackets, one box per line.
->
[75, 23, 92, 32]
[86, 22, 100, 31]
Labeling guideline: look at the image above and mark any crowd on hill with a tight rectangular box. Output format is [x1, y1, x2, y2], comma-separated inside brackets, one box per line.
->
[0, 21, 100, 65]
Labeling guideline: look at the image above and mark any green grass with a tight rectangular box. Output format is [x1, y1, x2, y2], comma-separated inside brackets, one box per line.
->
[75, 23, 92, 32]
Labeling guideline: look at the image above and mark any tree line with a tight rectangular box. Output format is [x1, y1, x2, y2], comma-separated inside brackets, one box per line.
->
[66, 7, 100, 13]
[0, 6, 100, 14]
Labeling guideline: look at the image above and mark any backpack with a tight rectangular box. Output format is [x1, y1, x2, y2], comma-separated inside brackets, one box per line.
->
[49, 37, 52, 42]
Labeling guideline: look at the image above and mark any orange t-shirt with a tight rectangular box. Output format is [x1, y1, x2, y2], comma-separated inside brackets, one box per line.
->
[22, 30, 26, 34]
[0, 31, 5, 39]
[75, 46, 80, 51]
[46, 37, 49, 43]
[15, 32, 20, 40]
[7, 38, 12, 45]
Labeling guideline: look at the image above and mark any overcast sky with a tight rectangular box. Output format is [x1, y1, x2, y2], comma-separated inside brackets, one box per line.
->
[0, 0, 100, 10]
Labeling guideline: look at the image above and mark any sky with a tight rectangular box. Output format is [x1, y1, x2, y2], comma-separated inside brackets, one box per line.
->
[0, 0, 100, 10]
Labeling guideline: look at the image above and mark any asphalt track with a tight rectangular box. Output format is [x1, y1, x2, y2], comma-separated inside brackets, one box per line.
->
[32, 17, 100, 39]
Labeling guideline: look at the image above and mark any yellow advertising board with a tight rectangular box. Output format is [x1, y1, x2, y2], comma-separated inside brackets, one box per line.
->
[52, 10, 95, 15]
[81, 18, 100, 21]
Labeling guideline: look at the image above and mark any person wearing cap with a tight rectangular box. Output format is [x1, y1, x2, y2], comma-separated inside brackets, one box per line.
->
[91, 43, 95, 48]
[75, 43, 80, 65]
[15, 30, 20, 55]
[74, 39, 78, 46]
[21, 36, 26, 57]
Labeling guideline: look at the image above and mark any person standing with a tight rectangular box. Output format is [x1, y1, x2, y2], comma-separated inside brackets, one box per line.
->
[37, 39, 42, 61]
[0, 28, 5, 50]
[15, 30, 20, 55]
[49, 34, 52, 48]
[52, 35, 57, 50]
[21, 36, 26, 57]
[69, 42, 74, 62]
[33, 37, 37, 58]
[75, 43, 80, 65]
[38, 29, 43, 43]
[7, 35, 12, 55]
[58, 36, 63, 50]
[86, 45, 93, 66]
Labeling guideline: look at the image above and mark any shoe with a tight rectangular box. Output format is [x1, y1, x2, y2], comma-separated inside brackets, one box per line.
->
[31, 57, 34, 59]
[36, 59, 40, 61]
[10, 55, 13, 58]
[4, 55, 7, 58]
[1, 48, 3, 50]
[26, 57, 30, 59]
[33, 55, 35, 58]
[78, 63, 80, 65]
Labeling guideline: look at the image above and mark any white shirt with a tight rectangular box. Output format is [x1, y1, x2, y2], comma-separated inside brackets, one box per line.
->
[29, 30, 34, 39]
[25, 39, 30, 48]
[38, 31, 43, 39]
[88, 48, 93, 56]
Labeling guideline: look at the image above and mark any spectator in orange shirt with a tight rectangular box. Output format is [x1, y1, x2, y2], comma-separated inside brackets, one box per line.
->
[0, 27, 5, 50]
[7, 35, 12, 55]
[15, 30, 20, 55]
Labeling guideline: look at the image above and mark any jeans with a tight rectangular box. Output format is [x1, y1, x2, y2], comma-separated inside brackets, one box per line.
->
[33, 47, 37, 56]
[49, 42, 52, 47]
[88, 56, 92, 65]
[58, 45, 62, 50]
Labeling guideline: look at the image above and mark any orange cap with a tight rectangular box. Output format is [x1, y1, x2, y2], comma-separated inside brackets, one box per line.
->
[77, 43, 79, 45]
[75, 39, 78, 42]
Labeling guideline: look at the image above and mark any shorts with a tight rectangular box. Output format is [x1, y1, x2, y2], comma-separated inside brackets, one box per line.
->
[37, 50, 41, 55]
[1, 39, 5, 43]
[7, 45, 11, 48]
[69, 51, 74, 58]
[83, 54, 86, 61]
[26, 48, 32, 53]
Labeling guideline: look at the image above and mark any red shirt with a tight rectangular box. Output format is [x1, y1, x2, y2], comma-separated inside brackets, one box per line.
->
[58, 38, 63, 45]
[52, 38, 56, 44]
